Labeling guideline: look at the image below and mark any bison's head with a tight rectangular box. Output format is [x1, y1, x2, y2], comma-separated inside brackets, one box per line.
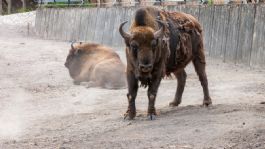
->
[64, 43, 82, 68]
[64, 43, 84, 78]
[119, 21, 165, 80]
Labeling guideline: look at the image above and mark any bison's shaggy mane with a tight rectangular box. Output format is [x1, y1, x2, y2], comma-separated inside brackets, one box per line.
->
[131, 7, 161, 30]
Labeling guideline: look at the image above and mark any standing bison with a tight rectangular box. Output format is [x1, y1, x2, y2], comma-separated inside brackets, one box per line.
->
[119, 7, 212, 120]
[65, 42, 126, 89]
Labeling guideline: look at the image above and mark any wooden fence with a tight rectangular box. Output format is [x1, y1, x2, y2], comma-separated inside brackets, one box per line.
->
[35, 5, 265, 68]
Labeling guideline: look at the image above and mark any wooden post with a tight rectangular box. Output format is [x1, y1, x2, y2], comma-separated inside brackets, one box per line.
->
[7, 0, 11, 14]
[97, 0, 100, 7]
[21, 0, 26, 11]
[0, 0, 2, 15]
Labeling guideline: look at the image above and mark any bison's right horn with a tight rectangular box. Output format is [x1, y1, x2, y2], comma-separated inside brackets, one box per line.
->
[71, 42, 75, 50]
[154, 20, 166, 39]
[119, 21, 132, 40]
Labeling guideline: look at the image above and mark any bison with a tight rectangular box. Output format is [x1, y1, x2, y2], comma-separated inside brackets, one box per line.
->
[65, 42, 127, 89]
[119, 7, 212, 120]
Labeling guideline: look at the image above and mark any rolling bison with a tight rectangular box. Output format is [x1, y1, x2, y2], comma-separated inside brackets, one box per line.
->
[65, 42, 126, 89]
[119, 7, 212, 120]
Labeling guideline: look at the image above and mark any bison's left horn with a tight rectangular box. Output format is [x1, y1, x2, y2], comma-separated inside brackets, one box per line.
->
[119, 21, 132, 40]
[154, 20, 166, 39]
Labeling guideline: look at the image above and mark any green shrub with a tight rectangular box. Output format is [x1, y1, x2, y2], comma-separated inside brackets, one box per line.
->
[44, 1, 97, 8]
[16, 8, 33, 13]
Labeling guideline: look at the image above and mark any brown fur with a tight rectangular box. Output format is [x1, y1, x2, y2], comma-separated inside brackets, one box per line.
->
[65, 43, 126, 89]
[160, 11, 202, 33]
[120, 7, 212, 120]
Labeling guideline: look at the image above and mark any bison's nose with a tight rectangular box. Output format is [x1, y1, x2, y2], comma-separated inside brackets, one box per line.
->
[139, 64, 153, 72]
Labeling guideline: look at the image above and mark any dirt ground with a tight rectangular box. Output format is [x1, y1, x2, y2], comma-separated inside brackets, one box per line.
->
[0, 24, 265, 149]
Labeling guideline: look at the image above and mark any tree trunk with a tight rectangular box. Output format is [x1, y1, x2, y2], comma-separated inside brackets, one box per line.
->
[0, 0, 2, 15]
[21, 0, 26, 11]
[7, 0, 11, 14]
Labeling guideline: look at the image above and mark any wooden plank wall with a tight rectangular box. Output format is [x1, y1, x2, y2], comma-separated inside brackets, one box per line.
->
[35, 5, 265, 68]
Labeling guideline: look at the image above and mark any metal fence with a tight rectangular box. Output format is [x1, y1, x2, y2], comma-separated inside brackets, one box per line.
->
[35, 5, 265, 68]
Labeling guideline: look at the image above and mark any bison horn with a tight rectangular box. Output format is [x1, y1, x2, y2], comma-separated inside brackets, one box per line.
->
[154, 20, 166, 39]
[71, 42, 75, 50]
[119, 21, 132, 40]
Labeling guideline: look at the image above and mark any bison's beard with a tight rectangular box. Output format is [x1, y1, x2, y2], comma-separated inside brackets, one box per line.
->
[140, 78, 150, 88]
[137, 72, 152, 88]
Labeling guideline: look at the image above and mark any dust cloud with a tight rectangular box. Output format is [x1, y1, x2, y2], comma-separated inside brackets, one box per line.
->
[0, 84, 31, 139]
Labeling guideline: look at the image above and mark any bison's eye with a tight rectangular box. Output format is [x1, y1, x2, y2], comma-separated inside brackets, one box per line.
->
[130, 41, 139, 57]
[151, 39, 158, 49]
[130, 43, 139, 58]
[130, 41, 139, 52]
[131, 45, 139, 58]
[131, 45, 138, 52]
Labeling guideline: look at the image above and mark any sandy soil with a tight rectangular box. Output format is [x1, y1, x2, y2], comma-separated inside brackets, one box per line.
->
[0, 23, 265, 149]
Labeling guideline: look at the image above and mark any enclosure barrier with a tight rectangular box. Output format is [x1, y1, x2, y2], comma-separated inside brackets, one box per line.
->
[35, 5, 265, 68]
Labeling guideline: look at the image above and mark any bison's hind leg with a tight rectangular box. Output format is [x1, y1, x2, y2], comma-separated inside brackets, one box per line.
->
[192, 58, 212, 106]
[169, 70, 187, 107]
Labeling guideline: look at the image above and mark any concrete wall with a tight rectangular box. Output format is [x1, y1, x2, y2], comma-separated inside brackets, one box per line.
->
[35, 5, 265, 68]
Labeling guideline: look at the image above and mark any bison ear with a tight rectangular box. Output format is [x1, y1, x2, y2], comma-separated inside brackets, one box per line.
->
[74, 49, 82, 56]
[154, 20, 167, 39]
[71, 42, 82, 56]
[156, 19, 168, 28]
[151, 39, 158, 48]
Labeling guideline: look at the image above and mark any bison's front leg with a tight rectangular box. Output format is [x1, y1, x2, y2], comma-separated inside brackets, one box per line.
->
[147, 77, 162, 120]
[124, 71, 139, 120]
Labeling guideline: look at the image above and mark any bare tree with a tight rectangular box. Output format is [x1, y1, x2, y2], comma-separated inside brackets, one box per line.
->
[0, 0, 2, 15]
[7, 0, 11, 14]
[21, 0, 26, 11]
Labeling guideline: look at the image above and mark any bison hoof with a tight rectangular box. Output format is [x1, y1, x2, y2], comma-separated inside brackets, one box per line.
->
[147, 114, 156, 120]
[203, 98, 212, 107]
[147, 109, 157, 120]
[124, 110, 136, 120]
[169, 101, 181, 107]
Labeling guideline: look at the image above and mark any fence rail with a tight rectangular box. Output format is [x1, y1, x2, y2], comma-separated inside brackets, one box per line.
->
[35, 5, 265, 68]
